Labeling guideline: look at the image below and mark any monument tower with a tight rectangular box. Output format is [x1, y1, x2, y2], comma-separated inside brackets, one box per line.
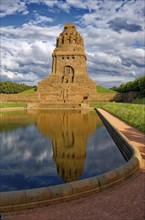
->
[37, 24, 96, 106]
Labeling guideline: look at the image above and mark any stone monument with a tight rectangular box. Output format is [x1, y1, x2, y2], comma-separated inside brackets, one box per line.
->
[37, 23, 96, 106]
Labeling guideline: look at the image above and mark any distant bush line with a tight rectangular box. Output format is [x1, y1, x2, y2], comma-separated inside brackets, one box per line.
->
[0, 81, 37, 94]
[111, 76, 145, 96]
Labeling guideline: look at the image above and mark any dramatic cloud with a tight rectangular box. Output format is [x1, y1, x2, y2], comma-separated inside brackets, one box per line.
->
[30, 13, 54, 25]
[108, 17, 142, 33]
[0, 0, 144, 87]
[0, 0, 29, 17]
[1, 24, 62, 84]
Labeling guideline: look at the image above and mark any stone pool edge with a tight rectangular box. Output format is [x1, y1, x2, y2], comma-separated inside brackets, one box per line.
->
[0, 108, 142, 212]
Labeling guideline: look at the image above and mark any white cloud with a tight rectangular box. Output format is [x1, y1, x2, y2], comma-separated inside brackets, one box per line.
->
[76, 1, 144, 86]
[1, 23, 63, 84]
[35, 15, 53, 23]
[1, 0, 144, 87]
[0, 0, 29, 17]
[29, 13, 54, 25]
[1, 23, 61, 39]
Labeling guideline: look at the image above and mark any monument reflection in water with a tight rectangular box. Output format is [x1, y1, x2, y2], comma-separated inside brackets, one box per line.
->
[37, 110, 97, 183]
[0, 110, 126, 192]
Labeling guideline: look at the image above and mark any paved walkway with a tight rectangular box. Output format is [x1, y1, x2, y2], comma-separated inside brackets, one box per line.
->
[4, 109, 145, 220]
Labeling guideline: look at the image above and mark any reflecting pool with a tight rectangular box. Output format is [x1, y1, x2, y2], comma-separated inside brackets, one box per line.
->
[0, 110, 126, 192]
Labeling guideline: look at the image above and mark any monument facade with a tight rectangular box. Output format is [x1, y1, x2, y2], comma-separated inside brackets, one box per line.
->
[37, 23, 96, 105]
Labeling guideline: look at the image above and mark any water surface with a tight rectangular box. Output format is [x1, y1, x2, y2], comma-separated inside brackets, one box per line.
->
[0, 110, 126, 192]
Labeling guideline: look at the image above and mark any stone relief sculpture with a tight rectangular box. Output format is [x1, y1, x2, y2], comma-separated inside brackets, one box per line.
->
[61, 89, 68, 103]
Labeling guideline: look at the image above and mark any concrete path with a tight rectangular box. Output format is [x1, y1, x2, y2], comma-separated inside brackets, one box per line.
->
[4, 109, 145, 220]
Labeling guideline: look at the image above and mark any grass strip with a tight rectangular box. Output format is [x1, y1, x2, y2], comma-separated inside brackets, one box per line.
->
[0, 102, 26, 108]
[19, 88, 35, 94]
[96, 85, 117, 94]
[91, 102, 145, 133]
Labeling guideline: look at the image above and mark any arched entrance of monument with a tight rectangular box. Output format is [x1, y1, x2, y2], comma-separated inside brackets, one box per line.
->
[62, 66, 74, 83]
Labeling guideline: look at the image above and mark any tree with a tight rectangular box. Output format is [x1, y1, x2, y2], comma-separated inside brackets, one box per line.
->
[111, 76, 145, 96]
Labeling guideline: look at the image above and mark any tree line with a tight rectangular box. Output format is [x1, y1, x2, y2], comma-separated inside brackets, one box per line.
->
[111, 76, 145, 96]
[0, 81, 36, 94]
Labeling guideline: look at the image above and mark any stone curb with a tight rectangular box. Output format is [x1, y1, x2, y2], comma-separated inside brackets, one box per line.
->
[0, 109, 142, 212]
[96, 108, 142, 163]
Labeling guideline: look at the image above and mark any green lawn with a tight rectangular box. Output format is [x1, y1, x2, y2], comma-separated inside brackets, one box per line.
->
[0, 89, 35, 109]
[131, 97, 145, 104]
[0, 102, 26, 108]
[96, 85, 117, 94]
[19, 88, 36, 94]
[20, 85, 116, 94]
[91, 102, 145, 133]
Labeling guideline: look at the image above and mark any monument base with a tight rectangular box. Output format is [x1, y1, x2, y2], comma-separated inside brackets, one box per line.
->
[37, 73, 97, 105]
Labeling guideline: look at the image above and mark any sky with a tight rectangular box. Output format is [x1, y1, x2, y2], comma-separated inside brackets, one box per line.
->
[0, 0, 145, 88]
